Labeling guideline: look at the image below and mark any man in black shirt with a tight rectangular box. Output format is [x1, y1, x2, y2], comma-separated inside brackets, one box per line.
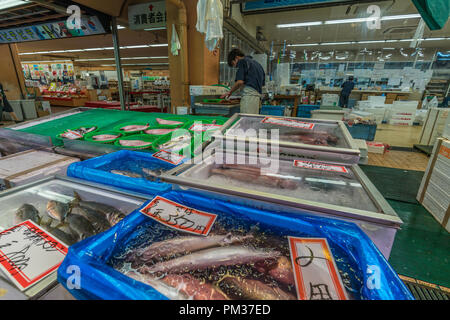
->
[339, 76, 355, 108]
[221, 48, 265, 114]
[0, 83, 19, 125]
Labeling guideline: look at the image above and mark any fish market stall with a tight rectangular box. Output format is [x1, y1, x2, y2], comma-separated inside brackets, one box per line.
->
[0, 150, 79, 191]
[160, 151, 402, 258]
[67, 150, 185, 196]
[212, 113, 361, 164]
[0, 137, 39, 158]
[0, 175, 149, 300]
[57, 191, 413, 300]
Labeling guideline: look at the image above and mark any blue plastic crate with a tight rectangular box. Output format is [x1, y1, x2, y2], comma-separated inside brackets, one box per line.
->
[345, 123, 377, 141]
[297, 105, 320, 118]
[260, 105, 285, 116]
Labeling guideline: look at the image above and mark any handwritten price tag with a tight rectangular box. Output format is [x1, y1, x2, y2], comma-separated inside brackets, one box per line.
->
[152, 150, 185, 165]
[262, 117, 315, 130]
[288, 237, 347, 300]
[189, 123, 222, 132]
[60, 130, 83, 140]
[0, 220, 68, 291]
[140, 196, 217, 236]
[293, 160, 348, 173]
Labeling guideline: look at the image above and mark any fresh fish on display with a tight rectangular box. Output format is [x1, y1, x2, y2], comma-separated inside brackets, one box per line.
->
[141, 245, 281, 274]
[70, 205, 111, 233]
[141, 168, 162, 180]
[218, 276, 296, 300]
[280, 130, 339, 146]
[120, 124, 150, 132]
[73, 191, 125, 226]
[72, 126, 97, 136]
[144, 128, 177, 135]
[156, 118, 183, 125]
[160, 274, 228, 300]
[46, 200, 71, 222]
[111, 170, 143, 178]
[92, 134, 120, 141]
[255, 256, 295, 286]
[210, 165, 298, 190]
[65, 213, 96, 240]
[118, 140, 152, 148]
[14, 204, 41, 225]
[158, 134, 191, 152]
[128, 233, 254, 263]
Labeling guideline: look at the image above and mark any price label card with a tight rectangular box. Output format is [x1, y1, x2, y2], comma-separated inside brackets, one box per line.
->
[262, 117, 315, 130]
[152, 150, 185, 165]
[294, 160, 348, 173]
[189, 123, 222, 132]
[0, 220, 68, 291]
[140, 196, 217, 236]
[288, 237, 348, 300]
[60, 130, 83, 140]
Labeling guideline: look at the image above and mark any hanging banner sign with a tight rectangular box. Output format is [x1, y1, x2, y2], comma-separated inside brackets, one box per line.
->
[128, 1, 167, 30]
[0, 16, 106, 44]
[243, 0, 355, 13]
[140, 196, 217, 236]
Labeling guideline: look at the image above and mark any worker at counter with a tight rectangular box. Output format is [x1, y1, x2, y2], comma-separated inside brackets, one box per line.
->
[221, 48, 265, 114]
[0, 82, 20, 125]
[339, 76, 355, 109]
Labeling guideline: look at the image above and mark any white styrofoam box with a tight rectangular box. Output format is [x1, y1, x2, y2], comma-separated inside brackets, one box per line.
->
[422, 192, 449, 232]
[390, 115, 414, 121]
[414, 109, 429, 124]
[189, 85, 228, 96]
[417, 138, 443, 202]
[419, 108, 450, 145]
[427, 173, 450, 209]
[366, 142, 385, 154]
[321, 94, 339, 107]
[392, 100, 419, 109]
[0, 150, 79, 191]
[354, 139, 368, 158]
[389, 119, 414, 126]
[367, 95, 386, 104]
[436, 139, 450, 165]
[310, 110, 345, 121]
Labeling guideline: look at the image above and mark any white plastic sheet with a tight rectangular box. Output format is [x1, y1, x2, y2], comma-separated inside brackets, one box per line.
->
[196, 0, 223, 51]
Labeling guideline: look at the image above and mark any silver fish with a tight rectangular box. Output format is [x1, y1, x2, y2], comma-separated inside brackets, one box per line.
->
[65, 213, 96, 240]
[15, 204, 41, 225]
[73, 192, 125, 226]
[125, 271, 189, 300]
[219, 276, 296, 300]
[141, 245, 281, 274]
[156, 118, 183, 125]
[46, 200, 71, 222]
[119, 140, 152, 148]
[92, 134, 120, 141]
[132, 233, 254, 262]
[70, 206, 111, 233]
[141, 168, 162, 179]
[120, 123, 150, 132]
[111, 170, 143, 178]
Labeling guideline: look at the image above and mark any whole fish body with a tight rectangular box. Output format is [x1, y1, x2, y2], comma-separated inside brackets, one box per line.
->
[15, 204, 41, 225]
[120, 124, 150, 132]
[65, 213, 96, 240]
[44, 225, 78, 246]
[92, 134, 120, 141]
[73, 192, 125, 226]
[161, 274, 228, 300]
[46, 200, 71, 222]
[219, 276, 296, 300]
[141, 167, 162, 179]
[111, 170, 143, 178]
[141, 245, 280, 274]
[156, 118, 183, 125]
[132, 233, 254, 263]
[125, 271, 189, 300]
[70, 205, 111, 233]
[119, 140, 152, 148]
[144, 128, 177, 135]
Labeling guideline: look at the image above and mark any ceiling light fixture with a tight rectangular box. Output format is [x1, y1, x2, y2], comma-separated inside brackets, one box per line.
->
[287, 43, 319, 47]
[149, 44, 168, 47]
[324, 14, 421, 25]
[144, 27, 167, 31]
[277, 21, 323, 28]
[321, 42, 355, 45]
[0, 0, 29, 10]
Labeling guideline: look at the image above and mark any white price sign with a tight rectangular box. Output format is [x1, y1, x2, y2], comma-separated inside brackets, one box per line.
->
[140, 196, 217, 236]
[0, 220, 68, 291]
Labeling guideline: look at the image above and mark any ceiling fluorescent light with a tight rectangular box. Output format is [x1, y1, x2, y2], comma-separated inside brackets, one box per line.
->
[0, 0, 29, 10]
[149, 43, 168, 47]
[398, 39, 414, 42]
[424, 38, 446, 41]
[84, 48, 103, 51]
[383, 48, 396, 50]
[277, 21, 323, 28]
[288, 43, 319, 47]
[358, 40, 386, 44]
[385, 40, 399, 42]
[321, 42, 354, 45]
[121, 45, 149, 49]
[117, 25, 126, 29]
[325, 18, 374, 24]
[325, 14, 421, 25]
[144, 27, 167, 31]
[64, 49, 85, 52]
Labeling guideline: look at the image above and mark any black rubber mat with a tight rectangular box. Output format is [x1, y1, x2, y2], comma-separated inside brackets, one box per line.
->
[359, 165, 424, 204]
[413, 144, 434, 156]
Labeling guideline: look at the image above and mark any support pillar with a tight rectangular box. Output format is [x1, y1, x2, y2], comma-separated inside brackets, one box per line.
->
[0, 44, 26, 100]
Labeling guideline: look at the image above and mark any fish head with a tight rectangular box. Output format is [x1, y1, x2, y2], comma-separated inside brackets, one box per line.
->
[46, 200, 69, 221]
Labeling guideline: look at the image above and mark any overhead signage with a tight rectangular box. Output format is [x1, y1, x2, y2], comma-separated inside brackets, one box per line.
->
[242, 0, 355, 13]
[128, 1, 167, 30]
[0, 16, 106, 44]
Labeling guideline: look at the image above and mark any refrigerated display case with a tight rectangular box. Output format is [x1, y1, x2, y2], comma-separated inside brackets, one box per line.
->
[0, 175, 149, 300]
[211, 113, 361, 164]
[160, 151, 402, 258]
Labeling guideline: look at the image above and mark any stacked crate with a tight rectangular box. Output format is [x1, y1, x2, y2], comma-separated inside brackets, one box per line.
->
[388, 101, 418, 126]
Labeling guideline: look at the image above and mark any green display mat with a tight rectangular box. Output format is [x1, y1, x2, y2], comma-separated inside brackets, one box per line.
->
[388, 200, 450, 288]
[14, 109, 229, 149]
[359, 165, 424, 204]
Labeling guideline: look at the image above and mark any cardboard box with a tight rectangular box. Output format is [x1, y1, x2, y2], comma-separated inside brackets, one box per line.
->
[385, 98, 395, 104]
[0, 150, 79, 191]
[386, 93, 397, 100]
[361, 94, 369, 101]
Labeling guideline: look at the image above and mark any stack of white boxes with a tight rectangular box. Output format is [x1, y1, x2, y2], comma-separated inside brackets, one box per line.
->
[417, 138, 450, 232]
[356, 101, 387, 124]
[419, 108, 450, 145]
[388, 101, 418, 126]
[321, 94, 340, 107]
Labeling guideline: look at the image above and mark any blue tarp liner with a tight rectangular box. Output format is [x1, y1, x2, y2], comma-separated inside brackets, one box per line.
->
[67, 150, 180, 196]
[57, 190, 414, 300]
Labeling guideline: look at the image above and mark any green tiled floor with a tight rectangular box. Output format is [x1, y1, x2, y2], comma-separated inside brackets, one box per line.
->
[387, 200, 450, 288]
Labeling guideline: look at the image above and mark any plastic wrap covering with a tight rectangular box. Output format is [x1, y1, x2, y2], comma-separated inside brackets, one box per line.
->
[67, 150, 180, 196]
[57, 190, 413, 300]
